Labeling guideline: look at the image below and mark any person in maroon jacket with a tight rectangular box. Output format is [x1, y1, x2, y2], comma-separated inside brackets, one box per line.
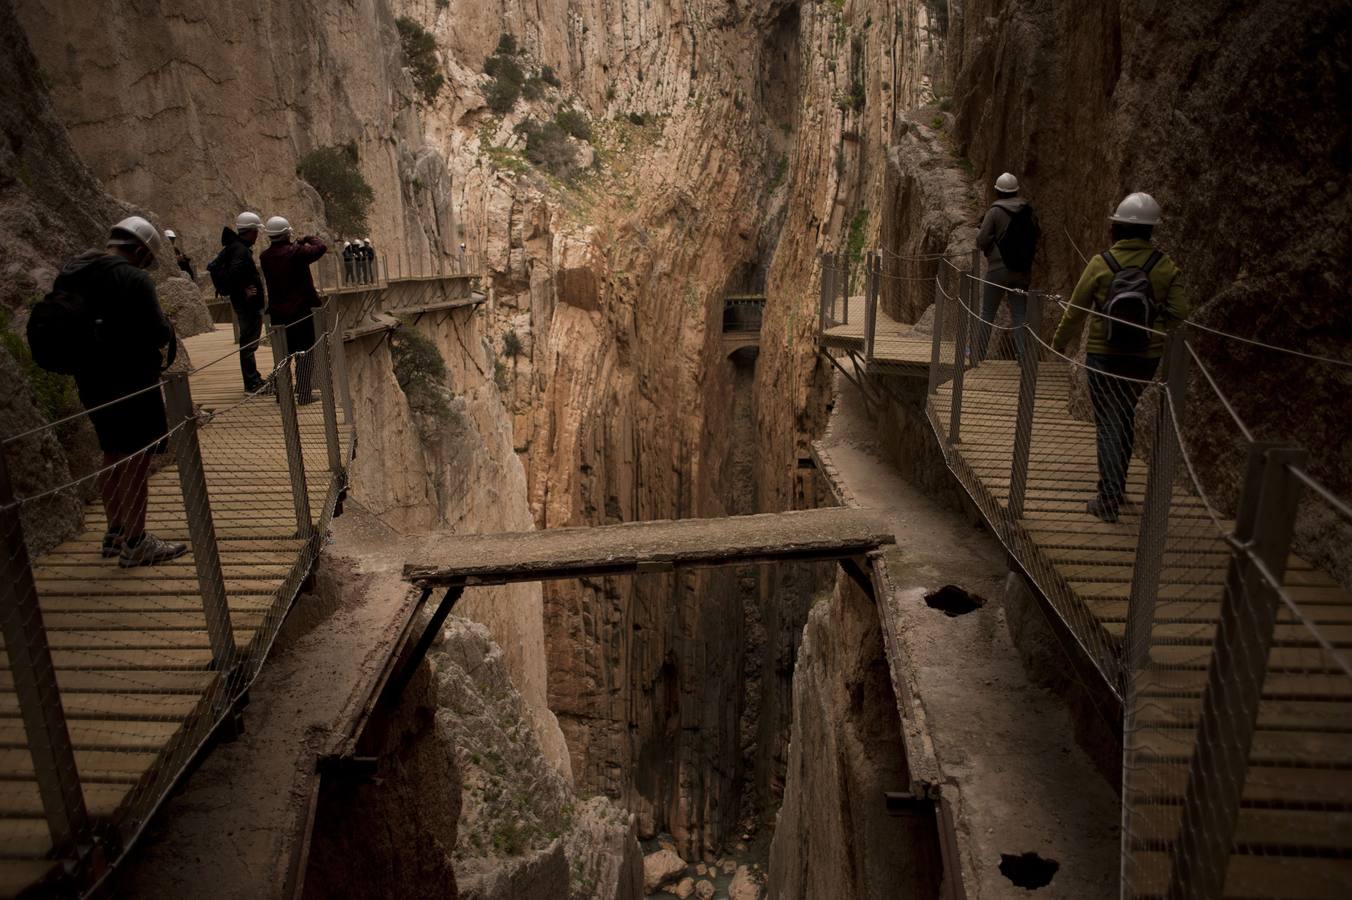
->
[259, 216, 326, 404]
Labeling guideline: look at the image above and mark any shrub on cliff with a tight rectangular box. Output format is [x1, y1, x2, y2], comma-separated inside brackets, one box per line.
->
[390, 323, 452, 435]
[515, 118, 577, 179]
[297, 144, 374, 237]
[396, 16, 444, 103]
[484, 52, 525, 114]
[554, 108, 590, 141]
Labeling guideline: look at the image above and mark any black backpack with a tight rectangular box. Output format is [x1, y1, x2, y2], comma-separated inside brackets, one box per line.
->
[1098, 250, 1163, 353]
[26, 289, 101, 375]
[206, 247, 234, 297]
[997, 205, 1040, 273]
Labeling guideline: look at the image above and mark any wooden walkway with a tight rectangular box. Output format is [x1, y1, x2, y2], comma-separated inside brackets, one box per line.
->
[928, 360, 1352, 898]
[822, 297, 951, 377]
[0, 327, 349, 895]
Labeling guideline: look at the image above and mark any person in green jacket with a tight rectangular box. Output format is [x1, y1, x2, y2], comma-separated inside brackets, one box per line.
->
[1051, 192, 1189, 523]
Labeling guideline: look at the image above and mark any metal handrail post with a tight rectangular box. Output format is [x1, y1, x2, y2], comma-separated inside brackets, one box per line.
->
[0, 451, 90, 854]
[1007, 292, 1042, 518]
[164, 374, 237, 669]
[269, 323, 313, 538]
[313, 309, 343, 478]
[864, 252, 878, 364]
[1123, 328, 1191, 690]
[325, 300, 353, 425]
[819, 252, 834, 334]
[928, 268, 946, 396]
[947, 270, 970, 445]
[1164, 444, 1306, 900]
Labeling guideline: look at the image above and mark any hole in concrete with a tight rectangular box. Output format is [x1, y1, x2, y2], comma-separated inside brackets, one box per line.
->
[999, 852, 1059, 890]
[924, 585, 983, 617]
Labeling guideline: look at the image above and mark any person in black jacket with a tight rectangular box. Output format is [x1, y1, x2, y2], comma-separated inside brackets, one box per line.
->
[165, 229, 196, 281]
[53, 217, 187, 567]
[218, 212, 267, 392]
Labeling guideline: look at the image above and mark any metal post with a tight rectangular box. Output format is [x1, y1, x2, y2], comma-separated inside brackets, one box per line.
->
[0, 451, 90, 854]
[313, 311, 343, 478]
[164, 375, 237, 669]
[269, 323, 313, 538]
[324, 301, 353, 426]
[1007, 292, 1042, 519]
[928, 269, 946, 396]
[947, 268, 970, 444]
[1123, 328, 1191, 688]
[819, 252, 834, 334]
[1164, 444, 1307, 900]
[864, 252, 878, 364]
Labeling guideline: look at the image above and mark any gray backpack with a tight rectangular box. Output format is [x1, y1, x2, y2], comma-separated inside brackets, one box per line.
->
[1099, 250, 1162, 353]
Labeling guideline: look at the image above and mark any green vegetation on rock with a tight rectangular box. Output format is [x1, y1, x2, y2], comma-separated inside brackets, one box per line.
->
[0, 306, 79, 425]
[296, 143, 374, 237]
[390, 323, 452, 434]
[395, 16, 444, 103]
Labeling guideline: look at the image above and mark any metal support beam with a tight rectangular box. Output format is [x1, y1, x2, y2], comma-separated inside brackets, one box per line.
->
[1123, 328, 1191, 690]
[322, 302, 353, 426]
[0, 451, 90, 855]
[269, 321, 313, 539]
[388, 581, 466, 700]
[1007, 293, 1042, 519]
[1164, 444, 1307, 900]
[164, 374, 237, 670]
[838, 555, 876, 600]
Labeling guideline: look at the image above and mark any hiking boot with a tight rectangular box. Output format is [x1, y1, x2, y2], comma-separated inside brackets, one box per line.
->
[118, 532, 188, 568]
[100, 529, 125, 558]
[244, 378, 266, 394]
[1086, 497, 1119, 524]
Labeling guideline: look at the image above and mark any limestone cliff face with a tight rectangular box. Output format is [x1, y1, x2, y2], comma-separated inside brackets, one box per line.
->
[395, 0, 939, 856]
[15, 0, 457, 272]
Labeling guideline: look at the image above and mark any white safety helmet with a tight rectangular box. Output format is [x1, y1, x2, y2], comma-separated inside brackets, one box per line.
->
[363, 238, 372, 246]
[264, 215, 293, 237]
[994, 172, 1020, 193]
[107, 216, 163, 268]
[1109, 192, 1162, 226]
[235, 211, 264, 232]
[344, 241, 352, 248]
[164, 228, 177, 240]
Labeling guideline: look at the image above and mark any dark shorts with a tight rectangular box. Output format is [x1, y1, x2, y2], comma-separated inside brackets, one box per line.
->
[81, 382, 170, 456]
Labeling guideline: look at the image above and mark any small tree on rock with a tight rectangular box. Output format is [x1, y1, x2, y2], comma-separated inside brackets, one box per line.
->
[297, 143, 374, 237]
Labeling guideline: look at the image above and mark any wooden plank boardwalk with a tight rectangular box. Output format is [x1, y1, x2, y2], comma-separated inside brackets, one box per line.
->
[928, 359, 1352, 898]
[822, 296, 951, 377]
[0, 327, 349, 894]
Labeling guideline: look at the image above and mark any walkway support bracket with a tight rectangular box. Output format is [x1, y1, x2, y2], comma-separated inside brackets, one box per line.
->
[165, 373, 238, 670]
[0, 450, 91, 856]
[269, 321, 314, 539]
[1164, 444, 1306, 900]
[1007, 293, 1042, 519]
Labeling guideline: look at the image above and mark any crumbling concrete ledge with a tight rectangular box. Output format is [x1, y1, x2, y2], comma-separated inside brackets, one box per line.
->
[804, 376, 1119, 898]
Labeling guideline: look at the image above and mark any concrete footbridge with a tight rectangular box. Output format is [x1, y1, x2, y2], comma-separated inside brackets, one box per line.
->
[721, 295, 765, 357]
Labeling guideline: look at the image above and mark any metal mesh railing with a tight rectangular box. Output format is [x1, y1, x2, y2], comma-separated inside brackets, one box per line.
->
[0, 301, 351, 893]
[826, 245, 1352, 898]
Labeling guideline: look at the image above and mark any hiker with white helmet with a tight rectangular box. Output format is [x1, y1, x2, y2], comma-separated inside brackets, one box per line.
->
[1052, 192, 1189, 523]
[259, 216, 327, 405]
[165, 229, 196, 281]
[342, 240, 356, 284]
[974, 172, 1041, 362]
[27, 216, 187, 566]
[207, 212, 269, 392]
[362, 238, 376, 283]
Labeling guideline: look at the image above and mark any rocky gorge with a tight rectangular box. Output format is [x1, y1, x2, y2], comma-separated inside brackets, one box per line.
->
[3, 0, 1347, 897]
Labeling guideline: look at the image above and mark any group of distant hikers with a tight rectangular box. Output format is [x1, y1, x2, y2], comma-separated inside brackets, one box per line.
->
[974, 174, 1187, 523]
[343, 239, 378, 284]
[25, 212, 329, 568]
